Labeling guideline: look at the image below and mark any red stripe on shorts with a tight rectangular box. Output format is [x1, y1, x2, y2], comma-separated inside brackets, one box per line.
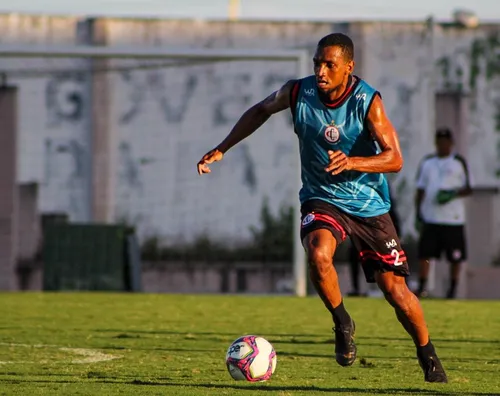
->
[311, 213, 346, 241]
[359, 250, 407, 265]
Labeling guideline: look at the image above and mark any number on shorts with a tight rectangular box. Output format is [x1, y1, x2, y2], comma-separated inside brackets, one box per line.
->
[391, 249, 403, 266]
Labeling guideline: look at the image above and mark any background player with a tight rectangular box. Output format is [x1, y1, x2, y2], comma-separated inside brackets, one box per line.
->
[414, 127, 472, 299]
[197, 33, 447, 383]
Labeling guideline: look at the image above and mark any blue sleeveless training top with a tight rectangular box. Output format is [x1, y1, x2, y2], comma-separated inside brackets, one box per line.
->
[292, 75, 391, 217]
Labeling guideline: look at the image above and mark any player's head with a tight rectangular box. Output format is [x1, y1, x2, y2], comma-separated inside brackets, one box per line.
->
[435, 127, 454, 156]
[314, 33, 355, 94]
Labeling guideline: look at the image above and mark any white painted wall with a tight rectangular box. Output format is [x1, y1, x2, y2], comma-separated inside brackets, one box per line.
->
[109, 59, 298, 244]
[0, 14, 92, 221]
[104, 20, 340, 244]
[5, 15, 500, 261]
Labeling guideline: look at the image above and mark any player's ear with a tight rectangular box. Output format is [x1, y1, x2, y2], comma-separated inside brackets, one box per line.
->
[347, 60, 355, 75]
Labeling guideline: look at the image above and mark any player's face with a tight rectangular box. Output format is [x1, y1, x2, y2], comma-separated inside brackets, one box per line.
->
[435, 137, 453, 156]
[313, 45, 353, 94]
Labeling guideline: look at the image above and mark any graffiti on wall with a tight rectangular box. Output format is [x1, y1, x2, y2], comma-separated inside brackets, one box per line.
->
[117, 141, 144, 193]
[113, 66, 297, 240]
[45, 73, 86, 126]
[41, 73, 90, 221]
[43, 137, 89, 220]
[119, 70, 198, 125]
[117, 69, 295, 127]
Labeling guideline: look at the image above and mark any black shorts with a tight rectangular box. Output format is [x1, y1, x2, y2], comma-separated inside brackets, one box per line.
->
[300, 199, 410, 283]
[418, 223, 466, 263]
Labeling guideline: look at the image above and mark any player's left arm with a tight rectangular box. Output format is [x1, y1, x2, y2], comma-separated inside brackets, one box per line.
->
[456, 156, 472, 197]
[325, 94, 403, 175]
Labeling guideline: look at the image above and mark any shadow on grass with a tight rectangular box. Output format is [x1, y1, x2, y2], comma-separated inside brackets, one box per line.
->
[93, 329, 500, 345]
[97, 346, 219, 353]
[276, 350, 500, 366]
[94, 329, 324, 338]
[0, 377, 497, 395]
[356, 336, 500, 345]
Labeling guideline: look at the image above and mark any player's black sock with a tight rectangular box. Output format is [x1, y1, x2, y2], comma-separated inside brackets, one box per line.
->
[418, 278, 427, 293]
[417, 339, 435, 356]
[332, 301, 351, 328]
[447, 280, 457, 298]
[417, 339, 447, 382]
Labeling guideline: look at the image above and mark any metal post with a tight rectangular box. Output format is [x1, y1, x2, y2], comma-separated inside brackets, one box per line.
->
[292, 50, 310, 297]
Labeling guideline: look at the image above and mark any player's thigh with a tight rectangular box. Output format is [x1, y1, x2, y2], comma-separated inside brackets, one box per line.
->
[350, 213, 410, 281]
[302, 228, 338, 264]
[418, 224, 441, 259]
[443, 225, 467, 263]
[300, 200, 348, 264]
[374, 270, 409, 297]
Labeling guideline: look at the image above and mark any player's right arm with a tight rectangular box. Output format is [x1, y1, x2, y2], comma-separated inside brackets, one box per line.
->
[414, 158, 428, 226]
[415, 189, 425, 221]
[197, 79, 297, 175]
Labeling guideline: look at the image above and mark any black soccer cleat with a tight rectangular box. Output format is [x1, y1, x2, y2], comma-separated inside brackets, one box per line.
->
[333, 319, 357, 367]
[417, 349, 448, 383]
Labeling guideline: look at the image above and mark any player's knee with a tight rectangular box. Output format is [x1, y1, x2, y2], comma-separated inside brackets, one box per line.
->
[381, 281, 409, 310]
[307, 247, 333, 278]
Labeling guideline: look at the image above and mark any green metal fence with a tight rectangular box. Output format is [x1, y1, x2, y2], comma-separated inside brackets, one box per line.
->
[42, 224, 141, 292]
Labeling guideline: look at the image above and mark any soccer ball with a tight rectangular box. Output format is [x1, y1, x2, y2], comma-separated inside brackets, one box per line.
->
[225, 335, 277, 382]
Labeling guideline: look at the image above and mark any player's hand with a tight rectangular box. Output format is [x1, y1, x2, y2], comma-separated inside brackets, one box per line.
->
[324, 150, 352, 175]
[436, 189, 458, 205]
[197, 149, 224, 175]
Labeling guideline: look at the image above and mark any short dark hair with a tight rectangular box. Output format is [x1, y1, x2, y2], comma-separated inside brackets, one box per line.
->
[317, 33, 354, 61]
[435, 127, 453, 140]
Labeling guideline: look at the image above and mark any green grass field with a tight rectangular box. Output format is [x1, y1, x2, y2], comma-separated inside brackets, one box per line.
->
[1, 293, 500, 396]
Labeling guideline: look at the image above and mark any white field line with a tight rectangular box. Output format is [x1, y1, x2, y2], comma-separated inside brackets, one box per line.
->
[0, 342, 122, 364]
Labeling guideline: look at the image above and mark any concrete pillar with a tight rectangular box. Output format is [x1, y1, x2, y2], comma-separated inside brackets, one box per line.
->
[78, 18, 114, 223]
[90, 19, 114, 223]
[0, 86, 18, 290]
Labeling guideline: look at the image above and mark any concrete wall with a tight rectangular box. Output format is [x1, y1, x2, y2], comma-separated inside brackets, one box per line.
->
[2, 14, 500, 264]
[102, 19, 350, 244]
[0, 14, 91, 222]
[101, 18, 500, 261]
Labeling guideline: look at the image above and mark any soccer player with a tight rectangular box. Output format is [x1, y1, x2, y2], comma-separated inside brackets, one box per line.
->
[197, 33, 447, 383]
[414, 128, 472, 299]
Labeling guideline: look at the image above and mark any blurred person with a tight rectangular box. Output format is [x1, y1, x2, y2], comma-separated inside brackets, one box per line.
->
[197, 33, 447, 383]
[347, 185, 401, 297]
[414, 127, 472, 299]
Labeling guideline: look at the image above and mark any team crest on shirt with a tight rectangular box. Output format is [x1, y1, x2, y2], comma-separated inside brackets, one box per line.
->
[302, 213, 315, 226]
[324, 121, 340, 144]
